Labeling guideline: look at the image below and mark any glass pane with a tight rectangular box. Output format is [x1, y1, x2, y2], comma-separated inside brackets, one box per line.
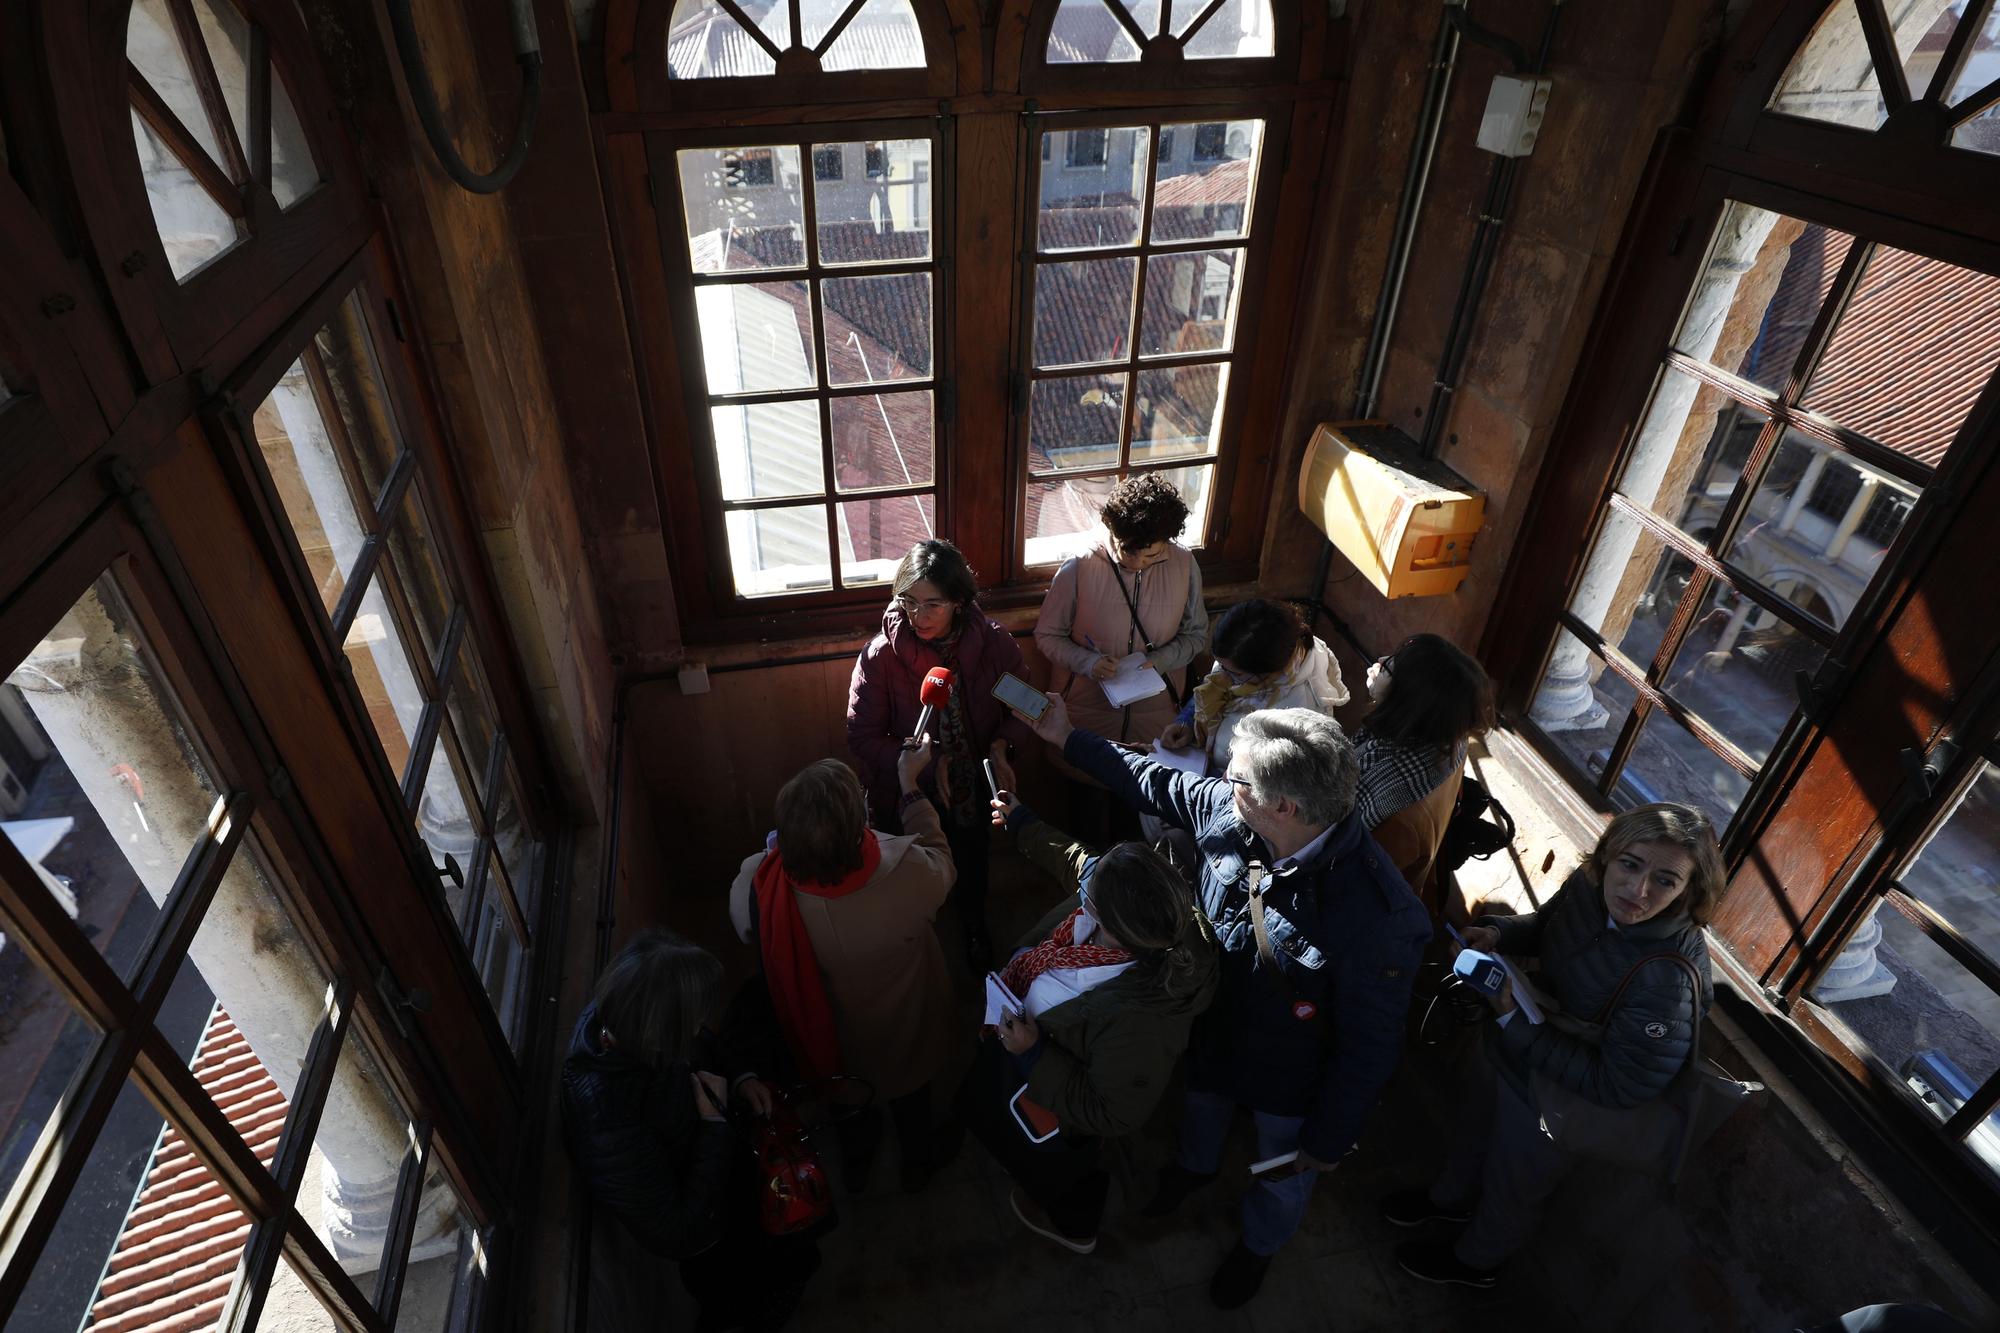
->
[314, 296, 403, 507]
[271, 67, 322, 210]
[4, 574, 223, 979]
[473, 856, 527, 1046]
[304, 1027, 416, 1291]
[823, 273, 931, 385]
[1946, 4, 2000, 107]
[264, 1252, 347, 1330]
[1138, 247, 1244, 356]
[193, 0, 253, 160]
[1561, 505, 1682, 655]
[1769, 0, 1886, 129]
[490, 770, 542, 927]
[678, 146, 804, 272]
[415, 732, 478, 902]
[696, 282, 816, 393]
[1816, 907, 2000, 1138]
[253, 361, 367, 615]
[1661, 579, 1822, 767]
[666, 0, 778, 78]
[1531, 626, 1641, 785]
[1671, 203, 1855, 392]
[820, 0, 926, 71]
[724, 505, 833, 596]
[445, 645, 496, 805]
[1029, 372, 1126, 473]
[712, 399, 824, 501]
[839, 494, 936, 584]
[1036, 127, 1150, 251]
[1802, 244, 2000, 466]
[5, 1078, 251, 1333]
[1953, 99, 2000, 154]
[128, 0, 230, 171]
[1155, 463, 1214, 547]
[1615, 710, 1751, 832]
[813, 138, 932, 264]
[1130, 362, 1226, 464]
[1900, 1, 1969, 99]
[800, 0, 858, 49]
[131, 108, 243, 282]
[0, 962, 99, 1230]
[343, 576, 426, 776]
[386, 490, 452, 674]
[1124, 0, 1162, 39]
[1024, 473, 1114, 566]
[1618, 368, 1769, 534]
[1899, 760, 2000, 978]
[393, 1178, 485, 1332]
[832, 390, 933, 490]
[1047, 0, 1140, 63]
[1182, 0, 1276, 59]
[1723, 431, 1920, 628]
[1151, 119, 1260, 243]
[1033, 258, 1138, 367]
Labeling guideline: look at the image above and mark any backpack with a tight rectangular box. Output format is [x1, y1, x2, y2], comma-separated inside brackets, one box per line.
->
[1435, 774, 1515, 874]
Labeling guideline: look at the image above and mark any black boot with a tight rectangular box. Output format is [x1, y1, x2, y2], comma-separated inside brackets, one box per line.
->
[1140, 1162, 1219, 1218]
[1209, 1241, 1272, 1309]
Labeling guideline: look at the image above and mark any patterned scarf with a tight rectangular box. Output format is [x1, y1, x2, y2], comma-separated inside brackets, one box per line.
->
[925, 623, 982, 827]
[998, 908, 1132, 1000]
[753, 829, 883, 1081]
[1190, 645, 1313, 747]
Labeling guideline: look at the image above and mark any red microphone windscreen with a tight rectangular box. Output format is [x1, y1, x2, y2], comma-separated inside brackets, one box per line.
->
[920, 667, 954, 706]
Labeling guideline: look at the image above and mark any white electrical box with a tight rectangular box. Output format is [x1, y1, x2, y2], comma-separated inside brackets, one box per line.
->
[678, 663, 711, 695]
[1476, 75, 1553, 157]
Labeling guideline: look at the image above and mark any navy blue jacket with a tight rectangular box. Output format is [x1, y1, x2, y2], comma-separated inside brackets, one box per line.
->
[1063, 729, 1431, 1163]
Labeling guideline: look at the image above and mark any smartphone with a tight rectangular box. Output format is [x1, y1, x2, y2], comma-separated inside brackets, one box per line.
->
[982, 757, 1002, 800]
[1249, 1149, 1300, 1181]
[991, 671, 1052, 721]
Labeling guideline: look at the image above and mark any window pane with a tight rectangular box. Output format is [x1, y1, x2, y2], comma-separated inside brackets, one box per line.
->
[128, 0, 230, 172]
[313, 296, 404, 509]
[1047, 0, 1140, 63]
[130, 108, 243, 282]
[666, 0, 778, 78]
[1155, 463, 1214, 547]
[1138, 248, 1244, 356]
[695, 282, 816, 393]
[813, 138, 931, 264]
[473, 855, 527, 1048]
[1670, 204, 1855, 393]
[343, 576, 426, 777]
[1899, 1, 1970, 101]
[386, 490, 453, 675]
[1124, 0, 1162, 39]
[1151, 120, 1260, 243]
[724, 505, 833, 597]
[1033, 258, 1138, 368]
[4, 574, 223, 979]
[823, 273, 932, 385]
[832, 390, 933, 490]
[1618, 370, 1769, 538]
[799, 0, 856, 49]
[415, 733, 478, 906]
[263, 1253, 346, 1330]
[305, 1027, 417, 1294]
[1899, 760, 2000, 981]
[1182, 0, 1276, 59]
[1029, 372, 1126, 474]
[271, 67, 322, 210]
[678, 146, 804, 272]
[1037, 127, 1149, 250]
[192, 0, 252, 160]
[839, 494, 936, 585]
[1024, 472, 1117, 566]
[1768, 0, 1885, 129]
[1948, 14, 2000, 154]
[1615, 710, 1751, 832]
[820, 0, 925, 71]
[712, 399, 825, 501]
[1131, 362, 1226, 465]
[490, 770, 542, 928]
[6, 1078, 250, 1333]
[1559, 505, 1685, 662]
[1722, 432, 1919, 629]
[445, 645, 496, 806]
[1659, 578, 1821, 767]
[393, 1178, 485, 1331]
[0, 961, 99, 1232]
[1801, 244, 2000, 466]
[1531, 626, 1640, 788]
[253, 360, 368, 615]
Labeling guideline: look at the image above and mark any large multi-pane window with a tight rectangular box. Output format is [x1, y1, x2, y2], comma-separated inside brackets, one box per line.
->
[1527, 201, 2000, 832]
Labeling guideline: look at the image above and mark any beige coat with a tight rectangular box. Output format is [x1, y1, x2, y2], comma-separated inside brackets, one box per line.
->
[729, 797, 959, 1100]
[1034, 542, 1208, 746]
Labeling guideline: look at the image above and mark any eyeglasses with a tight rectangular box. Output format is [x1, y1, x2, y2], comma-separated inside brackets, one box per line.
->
[894, 596, 953, 615]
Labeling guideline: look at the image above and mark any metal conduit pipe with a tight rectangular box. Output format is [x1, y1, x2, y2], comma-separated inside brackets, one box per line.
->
[384, 0, 543, 194]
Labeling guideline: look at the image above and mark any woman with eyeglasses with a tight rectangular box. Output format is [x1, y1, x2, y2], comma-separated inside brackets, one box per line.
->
[1158, 598, 1347, 774]
[1352, 634, 1495, 912]
[1384, 802, 1720, 1290]
[1034, 473, 1210, 751]
[847, 539, 1035, 971]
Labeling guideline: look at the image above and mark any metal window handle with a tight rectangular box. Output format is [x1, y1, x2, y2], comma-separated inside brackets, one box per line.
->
[1897, 736, 1960, 801]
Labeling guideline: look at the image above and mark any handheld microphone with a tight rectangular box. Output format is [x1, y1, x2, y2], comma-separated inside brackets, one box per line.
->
[912, 667, 954, 742]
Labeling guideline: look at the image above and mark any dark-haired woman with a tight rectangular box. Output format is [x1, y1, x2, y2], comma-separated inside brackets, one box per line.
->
[960, 793, 1218, 1254]
[1034, 473, 1210, 749]
[848, 539, 1036, 971]
[1353, 634, 1495, 914]
[1159, 598, 1347, 774]
[1387, 803, 1720, 1288]
[560, 929, 818, 1331]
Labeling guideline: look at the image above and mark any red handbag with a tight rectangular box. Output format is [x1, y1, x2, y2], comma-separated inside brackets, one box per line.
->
[748, 1077, 871, 1237]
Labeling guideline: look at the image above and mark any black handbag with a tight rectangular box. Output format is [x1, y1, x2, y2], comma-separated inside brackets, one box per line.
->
[1528, 952, 1763, 1184]
[1436, 775, 1515, 874]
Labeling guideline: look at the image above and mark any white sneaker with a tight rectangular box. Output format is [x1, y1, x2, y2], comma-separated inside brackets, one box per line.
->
[1009, 1187, 1097, 1255]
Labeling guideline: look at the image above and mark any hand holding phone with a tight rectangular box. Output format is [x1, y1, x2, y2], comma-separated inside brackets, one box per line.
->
[990, 671, 1052, 721]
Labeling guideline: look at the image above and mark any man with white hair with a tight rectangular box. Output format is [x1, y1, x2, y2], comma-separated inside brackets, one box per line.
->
[1020, 696, 1430, 1309]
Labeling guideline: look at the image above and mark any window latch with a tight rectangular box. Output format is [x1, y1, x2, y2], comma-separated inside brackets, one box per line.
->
[1897, 735, 1960, 801]
[376, 964, 433, 1041]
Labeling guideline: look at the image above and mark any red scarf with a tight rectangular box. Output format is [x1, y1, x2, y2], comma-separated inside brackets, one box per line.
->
[998, 909, 1132, 1001]
[754, 830, 882, 1081]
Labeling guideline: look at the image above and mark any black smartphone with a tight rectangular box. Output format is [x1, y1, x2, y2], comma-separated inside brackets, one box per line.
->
[991, 671, 1052, 721]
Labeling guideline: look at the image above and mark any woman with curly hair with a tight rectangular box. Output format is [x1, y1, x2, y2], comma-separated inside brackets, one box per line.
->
[1034, 473, 1210, 749]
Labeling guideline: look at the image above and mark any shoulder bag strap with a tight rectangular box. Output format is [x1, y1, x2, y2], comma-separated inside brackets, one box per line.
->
[1592, 951, 1705, 1044]
[1108, 560, 1183, 708]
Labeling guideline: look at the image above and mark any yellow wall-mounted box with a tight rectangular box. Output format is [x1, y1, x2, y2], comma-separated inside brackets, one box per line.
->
[1297, 421, 1485, 599]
